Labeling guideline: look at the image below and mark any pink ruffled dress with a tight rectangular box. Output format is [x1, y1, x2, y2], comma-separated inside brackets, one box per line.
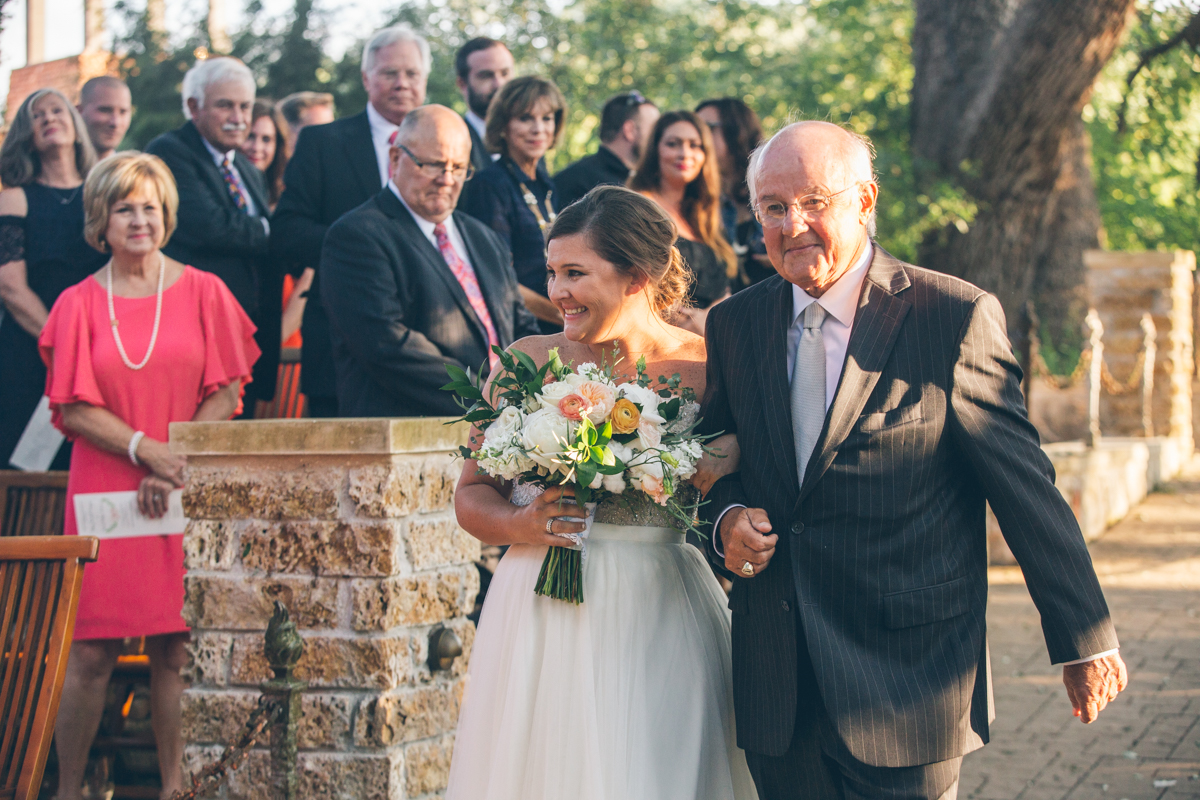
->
[39, 266, 259, 641]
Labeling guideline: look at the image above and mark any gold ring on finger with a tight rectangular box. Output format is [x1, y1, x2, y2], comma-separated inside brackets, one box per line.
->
[741, 561, 754, 577]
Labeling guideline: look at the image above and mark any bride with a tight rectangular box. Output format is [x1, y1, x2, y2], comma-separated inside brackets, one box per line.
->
[445, 186, 757, 800]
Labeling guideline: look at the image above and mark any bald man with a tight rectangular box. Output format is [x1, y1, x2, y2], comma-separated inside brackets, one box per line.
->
[699, 121, 1124, 799]
[319, 105, 538, 416]
[78, 76, 132, 160]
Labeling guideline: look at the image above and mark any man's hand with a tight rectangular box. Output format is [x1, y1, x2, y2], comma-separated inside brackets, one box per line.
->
[720, 507, 777, 577]
[1063, 653, 1128, 723]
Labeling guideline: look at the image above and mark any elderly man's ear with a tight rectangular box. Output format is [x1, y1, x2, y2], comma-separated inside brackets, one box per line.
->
[858, 181, 879, 225]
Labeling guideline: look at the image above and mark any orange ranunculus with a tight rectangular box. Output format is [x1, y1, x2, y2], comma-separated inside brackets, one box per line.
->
[558, 394, 590, 421]
[611, 398, 641, 434]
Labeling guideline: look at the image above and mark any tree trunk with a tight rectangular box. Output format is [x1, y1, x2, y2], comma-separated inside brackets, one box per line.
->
[911, 0, 1134, 341]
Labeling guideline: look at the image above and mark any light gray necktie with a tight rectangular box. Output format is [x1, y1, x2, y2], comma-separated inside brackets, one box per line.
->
[790, 302, 826, 486]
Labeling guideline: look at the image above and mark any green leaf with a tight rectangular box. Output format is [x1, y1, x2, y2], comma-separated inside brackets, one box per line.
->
[513, 348, 539, 377]
[576, 461, 597, 490]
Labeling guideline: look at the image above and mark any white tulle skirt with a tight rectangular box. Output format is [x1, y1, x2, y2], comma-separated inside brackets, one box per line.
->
[445, 524, 758, 800]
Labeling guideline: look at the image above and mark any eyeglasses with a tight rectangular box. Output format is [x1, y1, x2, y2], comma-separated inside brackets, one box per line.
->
[396, 144, 475, 181]
[754, 183, 861, 227]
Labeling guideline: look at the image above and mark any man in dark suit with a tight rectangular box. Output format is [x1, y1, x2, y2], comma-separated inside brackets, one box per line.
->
[454, 37, 514, 175]
[321, 105, 538, 417]
[146, 56, 279, 409]
[553, 91, 659, 211]
[701, 121, 1128, 799]
[272, 25, 430, 417]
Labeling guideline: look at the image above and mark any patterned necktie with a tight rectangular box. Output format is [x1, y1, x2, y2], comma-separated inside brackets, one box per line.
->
[220, 154, 249, 212]
[790, 302, 827, 486]
[434, 222, 501, 371]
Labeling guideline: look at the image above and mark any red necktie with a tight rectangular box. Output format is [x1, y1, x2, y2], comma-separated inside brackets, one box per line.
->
[434, 222, 501, 370]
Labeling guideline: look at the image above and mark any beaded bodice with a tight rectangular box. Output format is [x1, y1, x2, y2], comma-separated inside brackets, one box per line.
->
[510, 482, 699, 529]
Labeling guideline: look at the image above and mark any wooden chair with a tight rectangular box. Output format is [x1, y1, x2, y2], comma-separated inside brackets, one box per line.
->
[0, 473, 69, 538]
[0, 536, 98, 800]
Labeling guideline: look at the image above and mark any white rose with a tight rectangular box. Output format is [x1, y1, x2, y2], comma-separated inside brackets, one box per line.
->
[637, 419, 662, 450]
[617, 383, 665, 424]
[539, 380, 578, 411]
[483, 405, 524, 446]
[522, 407, 574, 471]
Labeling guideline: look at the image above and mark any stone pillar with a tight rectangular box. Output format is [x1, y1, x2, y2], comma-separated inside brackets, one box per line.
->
[1085, 250, 1195, 455]
[26, 0, 45, 65]
[171, 418, 478, 800]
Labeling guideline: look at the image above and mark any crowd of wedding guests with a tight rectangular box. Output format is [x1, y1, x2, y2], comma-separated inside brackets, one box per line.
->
[0, 25, 778, 796]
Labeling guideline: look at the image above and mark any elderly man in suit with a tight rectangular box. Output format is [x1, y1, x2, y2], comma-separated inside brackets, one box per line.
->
[146, 56, 279, 410]
[700, 121, 1128, 799]
[320, 105, 538, 417]
[272, 25, 430, 417]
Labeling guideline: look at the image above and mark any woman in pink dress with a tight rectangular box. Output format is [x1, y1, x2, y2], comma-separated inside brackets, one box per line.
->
[39, 151, 259, 799]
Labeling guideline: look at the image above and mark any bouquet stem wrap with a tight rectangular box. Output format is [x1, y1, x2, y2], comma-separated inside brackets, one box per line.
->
[534, 502, 595, 604]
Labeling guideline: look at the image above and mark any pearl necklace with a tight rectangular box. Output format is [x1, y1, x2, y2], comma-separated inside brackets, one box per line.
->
[107, 254, 165, 371]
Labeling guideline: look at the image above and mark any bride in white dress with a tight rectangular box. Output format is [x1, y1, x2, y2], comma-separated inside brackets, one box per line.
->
[446, 186, 757, 800]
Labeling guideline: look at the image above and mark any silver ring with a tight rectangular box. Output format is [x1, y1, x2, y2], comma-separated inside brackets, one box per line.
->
[741, 561, 754, 577]
[545, 518, 554, 534]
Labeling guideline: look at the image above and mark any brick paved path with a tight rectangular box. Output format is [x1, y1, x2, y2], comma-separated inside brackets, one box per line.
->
[962, 459, 1200, 799]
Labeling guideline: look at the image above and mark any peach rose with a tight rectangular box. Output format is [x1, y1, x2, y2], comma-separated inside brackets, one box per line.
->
[639, 473, 668, 505]
[577, 380, 616, 425]
[558, 394, 590, 422]
[611, 398, 641, 434]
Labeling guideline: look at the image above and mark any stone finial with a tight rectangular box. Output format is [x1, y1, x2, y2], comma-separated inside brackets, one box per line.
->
[264, 601, 305, 681]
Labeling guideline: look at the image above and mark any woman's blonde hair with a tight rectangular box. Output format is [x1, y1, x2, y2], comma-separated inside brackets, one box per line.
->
[83, 152, 179, 252]
[484, 76, 566, 155]
[628, 110, 737, 279]
[547, 185, 692, 318]
[0, 89, 96, 187]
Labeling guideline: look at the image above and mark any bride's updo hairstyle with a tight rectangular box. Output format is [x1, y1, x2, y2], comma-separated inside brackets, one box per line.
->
[546, 185, 693, 318]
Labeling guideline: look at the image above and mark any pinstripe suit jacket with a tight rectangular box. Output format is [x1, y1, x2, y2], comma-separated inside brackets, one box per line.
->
[700, 246, 1119, 767]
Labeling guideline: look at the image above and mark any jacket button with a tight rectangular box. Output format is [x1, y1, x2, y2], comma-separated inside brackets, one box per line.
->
[781, 600, 791, 612]
[790, 521, 805, 535]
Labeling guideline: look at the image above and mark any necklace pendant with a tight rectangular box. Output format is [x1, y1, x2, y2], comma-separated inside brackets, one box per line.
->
[111, 319, 119, 328]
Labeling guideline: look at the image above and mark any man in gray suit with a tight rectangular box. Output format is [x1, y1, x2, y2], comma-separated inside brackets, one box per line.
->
[701, 121, 1128, 799]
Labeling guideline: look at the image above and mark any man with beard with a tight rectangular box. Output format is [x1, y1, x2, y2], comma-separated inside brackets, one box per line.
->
[272, 25, 430, 417]
[146, 57, 279, 413]
[552, 90, 659, 211]
[455, 37, 514, 175]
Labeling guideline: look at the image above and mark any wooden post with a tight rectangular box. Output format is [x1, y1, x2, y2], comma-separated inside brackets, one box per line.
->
[1141, 312, 1157, 438]
[208, 0, 231, 53]
[1085, 308, 1104, 448]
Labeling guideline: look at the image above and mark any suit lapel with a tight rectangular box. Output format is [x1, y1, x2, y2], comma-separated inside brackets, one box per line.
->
[455, 214, 510, 344]
[797, 248, 912, 503]
[235, 152, 269, 215]
[378, 192, 489, 349]
[756, 277, 801, 499]
[344, 112, 383, 198]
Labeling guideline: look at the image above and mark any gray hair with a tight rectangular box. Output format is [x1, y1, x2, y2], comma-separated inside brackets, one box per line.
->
[181, 57, 256, 119]
[746, 120, 878, 237]
[363, 25, 432, 76]
[0, 88, 97, 187]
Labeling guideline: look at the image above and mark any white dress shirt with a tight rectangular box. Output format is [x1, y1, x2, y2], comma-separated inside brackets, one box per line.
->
[200, 136, 264, 230]
[367, 102, 401, 188]
[464, 110, 487, 141]
[388, 181, 475, 273]
[713, 241, 1118, 666]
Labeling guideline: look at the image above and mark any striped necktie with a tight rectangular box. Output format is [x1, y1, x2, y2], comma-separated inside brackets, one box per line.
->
[434, 222, 501, 371]
[790, 302, 827, 486]
[220, 154, 249, 212]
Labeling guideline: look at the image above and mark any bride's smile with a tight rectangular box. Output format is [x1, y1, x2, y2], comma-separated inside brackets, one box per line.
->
[546, 233, 644, 343]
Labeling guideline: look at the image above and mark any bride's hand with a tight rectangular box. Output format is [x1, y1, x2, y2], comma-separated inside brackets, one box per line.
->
[691, 434, 740, 495]
[516, 486, 590, 547]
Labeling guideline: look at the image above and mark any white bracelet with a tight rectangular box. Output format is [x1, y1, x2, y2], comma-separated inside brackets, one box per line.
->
[128, 430, 146, 466]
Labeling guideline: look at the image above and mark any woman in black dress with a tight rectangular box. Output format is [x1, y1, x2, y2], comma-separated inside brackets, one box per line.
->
[695, 98, 772, 289]
[459, 76, 565, 333]
[0, 88, 104, 470]
[628, 110, 736, 334]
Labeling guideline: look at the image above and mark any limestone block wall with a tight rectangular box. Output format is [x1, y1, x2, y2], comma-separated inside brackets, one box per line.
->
[170, 419, 477, 800]
[1085, 250, 1195, 452]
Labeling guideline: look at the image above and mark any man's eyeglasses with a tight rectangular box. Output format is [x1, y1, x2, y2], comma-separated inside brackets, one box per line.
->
[396, 143, 475, 181]
[754, 183, 861, 228]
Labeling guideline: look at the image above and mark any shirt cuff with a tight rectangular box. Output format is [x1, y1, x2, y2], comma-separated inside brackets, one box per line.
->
[1057, 648, 1119, 666]
[712, 504, 746, 558]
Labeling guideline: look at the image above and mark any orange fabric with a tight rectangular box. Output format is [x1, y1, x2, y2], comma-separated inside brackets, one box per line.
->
[282, 273, 303, 349]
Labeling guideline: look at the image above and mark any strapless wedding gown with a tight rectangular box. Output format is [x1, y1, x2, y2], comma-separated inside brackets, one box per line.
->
[445, 484, 758, 800]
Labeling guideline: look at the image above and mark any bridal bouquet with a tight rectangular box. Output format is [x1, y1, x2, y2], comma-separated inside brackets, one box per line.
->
[443, 346, 710, 603]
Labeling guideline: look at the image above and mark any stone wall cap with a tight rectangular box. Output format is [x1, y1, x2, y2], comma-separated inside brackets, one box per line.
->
[170, 418, 470, 456]
[1083, 249, 1196, 271]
